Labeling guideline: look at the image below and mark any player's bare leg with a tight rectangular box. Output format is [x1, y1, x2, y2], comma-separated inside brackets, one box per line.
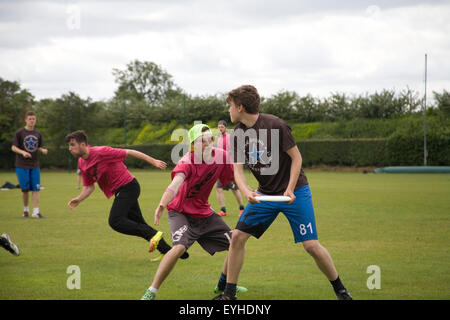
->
[302, 240, 338, 280]
[152, 244, 186, 289]
[142, 244, 186, 300]
[214, 230, 251, 299]
[216, 188, 227, 216]
[302, 239, 352, 300]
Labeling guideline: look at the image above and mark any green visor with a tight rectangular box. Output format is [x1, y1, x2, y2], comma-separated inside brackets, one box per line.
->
[188, 124, 213, 144]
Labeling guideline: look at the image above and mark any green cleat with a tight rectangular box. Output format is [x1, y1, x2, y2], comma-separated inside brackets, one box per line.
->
[150, 253, 164, 262]
[214, 285, 248, 294]
[141, 289, 156, 300]
[148, 231, 163, 253]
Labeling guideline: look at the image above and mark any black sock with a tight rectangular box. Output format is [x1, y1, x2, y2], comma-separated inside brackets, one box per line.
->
[330, 276, 345, 293]
[157, 238, 171, 254]
[157, 240, 189, 259]
[224, 283, 237, 297]
[217, 273, 227, 291]
[221, 206, 227, 212]
[239, 205, 244, 210]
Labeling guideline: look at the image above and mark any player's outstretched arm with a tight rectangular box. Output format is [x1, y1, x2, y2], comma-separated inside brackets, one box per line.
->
[233, 163, 260, 204]
[126, 149, 167, 170]
[68, 184, 95, 210]
[154, 174, 185, 225]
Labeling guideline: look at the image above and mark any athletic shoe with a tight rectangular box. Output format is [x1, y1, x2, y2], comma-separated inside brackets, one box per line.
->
[336, 288, 353, 300]
[217, 210, 227, 217]
[150, 253, 164, 262]
[214, 285, 248, 294]
[0, 233, 20, 256]
[212, 294, 237, 300]
[239, 209, 243, 217]
[148, 231, 163, 253]
[141, 289, 156, 300]
[23, 211, 29, 218]
[32, 213, 44, 218]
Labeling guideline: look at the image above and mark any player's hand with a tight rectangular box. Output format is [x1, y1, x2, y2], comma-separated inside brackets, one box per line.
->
[154, 204, 165, 225]
[283, 188, 296, 204]
[152, 160, 167, 170]
[22, 151, 32, 158]
[245, 190, 260, 204]
[68, 198, 80, 210]
[40, 148, 48, 155]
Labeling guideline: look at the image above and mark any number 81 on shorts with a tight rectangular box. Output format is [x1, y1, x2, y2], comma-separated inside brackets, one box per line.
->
[299, 222, 313, 236]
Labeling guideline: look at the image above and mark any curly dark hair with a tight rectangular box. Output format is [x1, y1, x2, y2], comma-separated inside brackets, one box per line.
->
[226, 85, 260, 114]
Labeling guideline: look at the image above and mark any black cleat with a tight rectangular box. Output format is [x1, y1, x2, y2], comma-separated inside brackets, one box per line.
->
[336, 289, 353, 300]
[0, 233, 20, 256]
[213, 294, 237, 300]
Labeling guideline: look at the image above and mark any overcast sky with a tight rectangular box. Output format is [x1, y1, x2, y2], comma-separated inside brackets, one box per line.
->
[1, 0, 449, 102]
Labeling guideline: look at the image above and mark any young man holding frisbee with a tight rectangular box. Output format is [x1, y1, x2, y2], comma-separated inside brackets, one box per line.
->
[141, 124, 246, 300]
[215, 85, 352, 300]
[65, 130, 187, 261]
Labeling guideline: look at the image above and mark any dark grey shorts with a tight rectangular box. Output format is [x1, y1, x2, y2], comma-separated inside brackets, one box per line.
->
[168, 211, 232, 255]
[216, 180, 238, 191]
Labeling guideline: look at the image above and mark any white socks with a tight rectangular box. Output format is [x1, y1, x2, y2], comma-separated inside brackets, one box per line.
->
[24, 207, 39, 214]
[149, 286, 158, 294]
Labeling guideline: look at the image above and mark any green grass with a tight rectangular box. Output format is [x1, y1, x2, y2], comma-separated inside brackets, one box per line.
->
[0, 170, 449, 300]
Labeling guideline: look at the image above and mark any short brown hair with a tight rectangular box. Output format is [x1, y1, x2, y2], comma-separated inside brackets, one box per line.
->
[25, 111, 36, 118]
[65, 130, 88, 144]
[226, 85, 260, 114]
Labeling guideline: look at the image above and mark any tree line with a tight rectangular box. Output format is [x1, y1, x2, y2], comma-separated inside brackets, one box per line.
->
[1, 59, 449, 148]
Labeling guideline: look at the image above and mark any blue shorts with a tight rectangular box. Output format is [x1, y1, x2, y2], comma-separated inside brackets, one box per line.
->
[16, 168, 41, 192]
[236, 185, 318, 243]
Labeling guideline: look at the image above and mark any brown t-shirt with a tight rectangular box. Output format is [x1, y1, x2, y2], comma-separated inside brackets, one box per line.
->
[232, 113, 308, 195]
[13, 128, 43, 169]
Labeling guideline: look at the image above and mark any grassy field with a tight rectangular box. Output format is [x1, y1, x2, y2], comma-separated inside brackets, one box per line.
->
[0, 169, 449, 300]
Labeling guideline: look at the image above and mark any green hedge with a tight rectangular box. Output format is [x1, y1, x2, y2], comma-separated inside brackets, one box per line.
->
[1, 136, 449, 170]
[297, 139, 387, 167]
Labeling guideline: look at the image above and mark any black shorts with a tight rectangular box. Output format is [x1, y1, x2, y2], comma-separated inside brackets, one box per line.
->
[168, 211, 232, 255]
[216, 180, 238, 191]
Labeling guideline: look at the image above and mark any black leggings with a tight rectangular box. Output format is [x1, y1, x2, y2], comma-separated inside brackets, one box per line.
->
[108, 178, 157, 241]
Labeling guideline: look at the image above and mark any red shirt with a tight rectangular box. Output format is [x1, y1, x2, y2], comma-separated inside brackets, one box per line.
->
[78, 146, 134, 198]
[217, 133, 231, 152]
[167, 147, 234, 218]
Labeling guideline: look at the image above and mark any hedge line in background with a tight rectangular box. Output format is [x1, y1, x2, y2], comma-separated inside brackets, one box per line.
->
[1, 135, 448, 170]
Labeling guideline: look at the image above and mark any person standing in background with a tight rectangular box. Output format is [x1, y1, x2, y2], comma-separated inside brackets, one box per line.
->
[11, 111, 48, 218]
[215, 120, 245, 217]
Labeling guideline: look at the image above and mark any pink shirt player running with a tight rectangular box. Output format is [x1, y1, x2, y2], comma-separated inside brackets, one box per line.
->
[78, 146, 134, 198]
[167, 147, 234, 218]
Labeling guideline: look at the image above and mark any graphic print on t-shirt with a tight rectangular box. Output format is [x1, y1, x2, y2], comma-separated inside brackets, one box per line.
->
[187, 168, 217, 198]
[23, 135, 39, 153]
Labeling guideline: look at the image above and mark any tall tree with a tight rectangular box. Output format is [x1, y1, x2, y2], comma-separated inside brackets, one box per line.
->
[112, 60, 176, 106]
[433, 90, 450, 117]
[0, 77, 34, 142]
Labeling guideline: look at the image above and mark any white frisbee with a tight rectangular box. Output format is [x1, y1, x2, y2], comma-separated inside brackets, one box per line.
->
[254, 195, 292, 202]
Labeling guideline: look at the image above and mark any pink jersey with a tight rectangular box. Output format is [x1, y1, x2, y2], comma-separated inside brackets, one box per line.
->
[78, 146, 134, 199]
[167, 147, 234, 218]
[216, 133, 231, 153]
